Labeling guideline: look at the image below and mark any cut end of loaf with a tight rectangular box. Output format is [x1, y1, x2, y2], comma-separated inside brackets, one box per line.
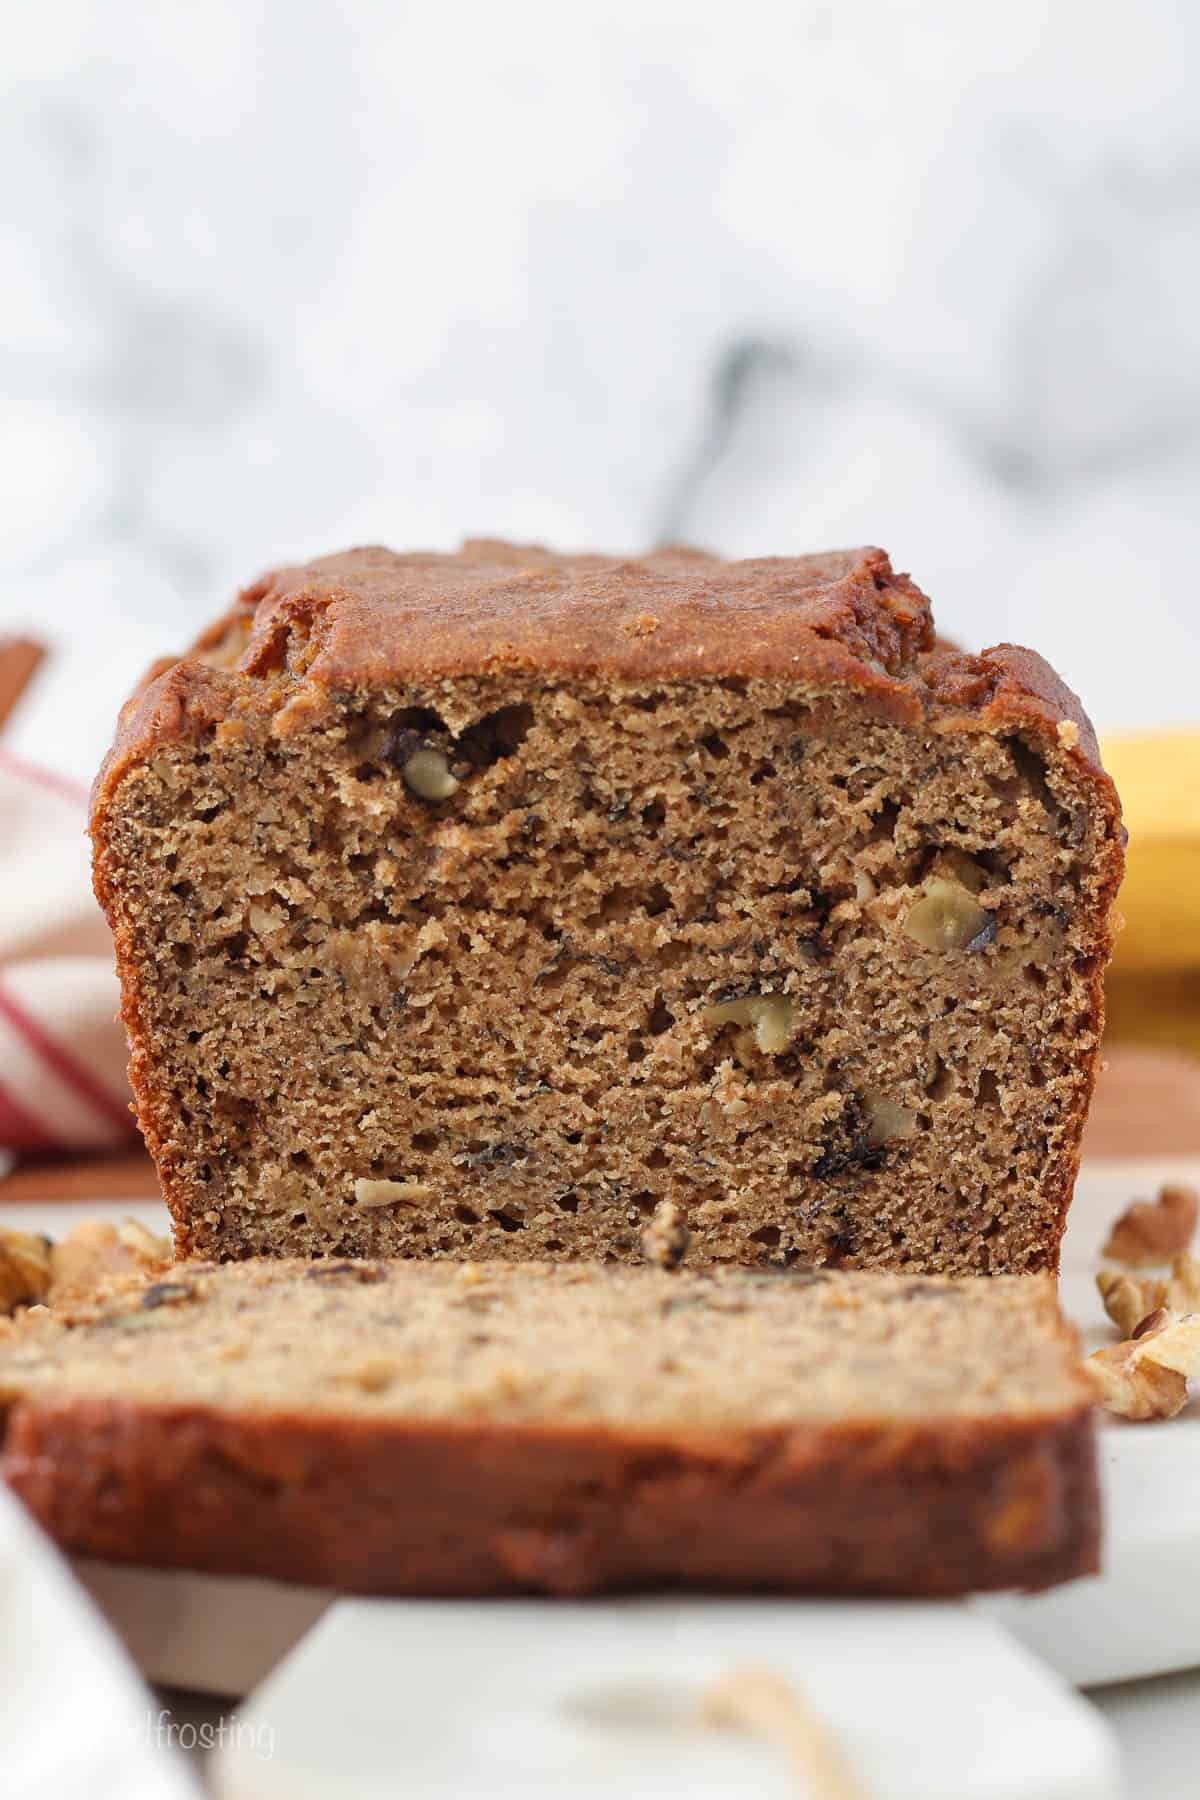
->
[91, 544, 1123, 1274]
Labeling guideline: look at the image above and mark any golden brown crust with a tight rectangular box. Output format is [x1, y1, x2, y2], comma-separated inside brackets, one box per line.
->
[3, 1397, 1098, 1598]
[91, 539, 1116, 821]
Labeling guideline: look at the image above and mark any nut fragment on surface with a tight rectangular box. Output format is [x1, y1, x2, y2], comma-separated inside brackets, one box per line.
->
[401, 747, 460, 803]
[861, 1092, 918, 1148]
[1096, 1268, 1165, 1338]
[49, 1218, 171, 1301]
[1102, 1184, 1198, 1266]
[642, 1199, 691, 1270]
[703, 1666, 866, 1800]
[1167, 1253, 1200, 1312]
[903, 879, 994, 953]
[0, 1230, 52, 1314]
[703, 994, 795, 1056]
[1086, 1309, 1200, 1420]
[353, 1177, 434, 1207]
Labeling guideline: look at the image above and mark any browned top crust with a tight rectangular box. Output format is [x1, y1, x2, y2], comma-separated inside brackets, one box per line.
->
[92, 540, 1115, 822]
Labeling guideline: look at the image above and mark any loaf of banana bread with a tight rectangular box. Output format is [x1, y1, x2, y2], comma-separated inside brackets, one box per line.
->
[0, 1259, 1099, 1596]
[91, 542, 1123, 1270]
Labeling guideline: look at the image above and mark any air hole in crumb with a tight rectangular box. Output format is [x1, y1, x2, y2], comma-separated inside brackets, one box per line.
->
[411, 1131, 439, 1153]
[926, 1059, 955, 1101]
[387, 705, 447, 738]
[641, 797, 666, 829]
[749, 1225, 782, 1247]
[749, 761, 777, 786]
[488, 1209, 525, 1233]
[869, 799, 902, 841]
[1004, 734, 1065, 820]
[290, 1151, 312, 1170]
[457, 703, 535, 768]
[630, 1192, 657, 1216]
[700, 732, 729, 760]
[557, 1192, 580, 1213]
[454, 1204, 479, 1226]
[626, 1038, 647, 1064]
[644, 1147, 669, 1171]
[1024, 963, 1048, 990]
[976, 1069, 1002, 1111]
[646, 1000, 675, 1036]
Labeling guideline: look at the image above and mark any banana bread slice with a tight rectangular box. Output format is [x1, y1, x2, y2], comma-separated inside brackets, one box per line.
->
[91, 541, 1123, 1271]
[0, 1259, 1098, 1596]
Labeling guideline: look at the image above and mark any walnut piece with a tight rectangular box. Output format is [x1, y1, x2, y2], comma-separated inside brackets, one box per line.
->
[703, 994, 795, 1056]
[861, 1092, 918, 1147]
[402, 747, 459, 803]
[1102, 1184, 1198, 1266]
[353, 1177, 434, 1207]
[49, 1218, 171, 1301]
[1167, 1253, 1200, 1311]
[903, 879, 994, 953]
[0, 1230, 52, 1314]
[1086, 1308, 1200, 1420]
[641, 1199, 691, 1270]
[1096, 1268, 1166, 1338]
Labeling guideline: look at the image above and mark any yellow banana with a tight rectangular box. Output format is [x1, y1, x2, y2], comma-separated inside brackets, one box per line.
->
[1101, 732, 1200, 976]
[1099, 731, 1200, 1051]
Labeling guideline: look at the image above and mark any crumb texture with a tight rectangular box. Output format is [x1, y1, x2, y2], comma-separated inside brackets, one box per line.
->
[92, 542, 1122, 1271]
[0, 1260, 1089, 1427]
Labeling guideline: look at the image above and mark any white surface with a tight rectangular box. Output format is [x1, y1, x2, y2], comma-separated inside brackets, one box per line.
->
[4, 3, 1200, 790]
[212, 1597, 1119, 1800]
[0, 1484, 197, 1800]
[980, 1157, 1200, 1687]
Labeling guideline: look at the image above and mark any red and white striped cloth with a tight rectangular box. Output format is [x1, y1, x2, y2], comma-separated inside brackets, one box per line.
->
[0, 752, 136, 1156]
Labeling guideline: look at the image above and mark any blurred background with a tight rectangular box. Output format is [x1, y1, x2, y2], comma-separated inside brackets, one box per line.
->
[4, 0, 1200, 776]
[2, 0, 1199, 1080]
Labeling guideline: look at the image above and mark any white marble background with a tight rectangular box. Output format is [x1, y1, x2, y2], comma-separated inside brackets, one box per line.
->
[3, 0, 1200, 782]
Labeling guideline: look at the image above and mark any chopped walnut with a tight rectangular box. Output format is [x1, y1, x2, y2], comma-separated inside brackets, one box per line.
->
[1102, 1184, 1198, 1266]
[1087, 1308, 1200, 1420]
[49, 1218, 171, 1301]
[0, 1229, 53, 1314]
[402, 746, 459, 802]
[861, 1092, 918, 1147]
[1096, 1268, 1166, 1338]
[642, 1200, 691, 1270]
[903, 879, 994, 953]
[353, 1177, 434, 1207]
[703, 994, 795, 1056]
[1167, 1253, 1200, 1311]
